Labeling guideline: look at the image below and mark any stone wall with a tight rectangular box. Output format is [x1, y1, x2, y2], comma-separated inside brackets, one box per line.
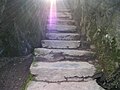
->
[0, 0, 49, 57]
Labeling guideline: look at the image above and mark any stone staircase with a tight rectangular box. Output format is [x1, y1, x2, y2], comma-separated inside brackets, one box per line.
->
[27, 1, 104, 90]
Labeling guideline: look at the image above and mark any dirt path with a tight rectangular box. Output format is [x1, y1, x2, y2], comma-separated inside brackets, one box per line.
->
[0, 55, 33, 90]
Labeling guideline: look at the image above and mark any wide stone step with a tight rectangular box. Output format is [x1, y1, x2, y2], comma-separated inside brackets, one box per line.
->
[46, 33, 80, 40]
[57, 12, 72, 19]
[30, 61, 96, 81]
[48, 12, 72, 20]
[34, 48, 95, 61]
[42, 40, 81, 49]
[27, 81, 104, 90]
[42, 40, 89, 49]
[57, 9, 71, 12]
[48, 19, 75, 25]
[47, 24, 76, 32]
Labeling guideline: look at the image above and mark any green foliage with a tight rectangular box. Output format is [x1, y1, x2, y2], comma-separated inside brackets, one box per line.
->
[0, 0, 48, 57]
[71, 0, 120, 73]
[68, 0, 120, 89]
[22, 73, 33, 90]
[87, 1, 120, 74]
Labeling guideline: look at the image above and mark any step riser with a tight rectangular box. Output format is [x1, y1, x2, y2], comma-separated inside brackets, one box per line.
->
[47, 30, 76, 33]
[34, 48, 95, 62]
[57, 10, 71, 12]
[46, 33, 80, 40]
[47, 25, 77, 32]
[49, 17, 72, 20]
[34, 55, 95, 62]
[48, 15, 73, 20]
[42, 40, 90, 49]
[47, 20, 75, 25]
[34, 48, 94, 57]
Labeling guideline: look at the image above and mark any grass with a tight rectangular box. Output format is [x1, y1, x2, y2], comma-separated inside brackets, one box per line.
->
[22, 73, 34, 90]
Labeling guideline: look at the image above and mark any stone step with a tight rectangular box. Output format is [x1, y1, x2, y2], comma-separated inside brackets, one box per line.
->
[47, 24, 77, 33]
[47, 19, 75, 25]
[30, 61, 96, 81]
[48, 12, 72, 19]
[57, 9, 71, 12]
[42, 40, 89, 49]
[27, 81, 104, 90]
[34, 48, 95, 62]
[56, 6, 71, 11]
[57, 12, 72, 18]
[46, 33, 80, 40]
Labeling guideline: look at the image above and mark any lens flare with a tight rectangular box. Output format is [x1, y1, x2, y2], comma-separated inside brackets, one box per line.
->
[49, 0, 57, 27]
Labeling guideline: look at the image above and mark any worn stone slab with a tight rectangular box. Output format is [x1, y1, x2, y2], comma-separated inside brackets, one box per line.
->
[47, 19, 75, 25]
[57, 12, 71, 15]
[57, 9, 71, 12]
[46, 33, 80, 40]
[42, 40, 82, 49]
[42, 40, 90, 49]
[30, 61, 96, 81]
[48, 12, 72, 19]
[34, 48, 93, 56]
[57, 12, 72, 19]
[27, 81, 104, 90]
[34, 48, 94, 61]
[47, 24, 77, 33]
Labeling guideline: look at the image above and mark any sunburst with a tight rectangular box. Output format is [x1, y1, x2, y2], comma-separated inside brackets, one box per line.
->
[49, 0, 57, 27]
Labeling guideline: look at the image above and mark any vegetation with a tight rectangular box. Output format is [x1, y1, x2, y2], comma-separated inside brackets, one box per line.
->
[67, 0, 120, 89]
[22, 73, 33, 90]
[0, 1, 49, 89]
[0, 0, 48, 57]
